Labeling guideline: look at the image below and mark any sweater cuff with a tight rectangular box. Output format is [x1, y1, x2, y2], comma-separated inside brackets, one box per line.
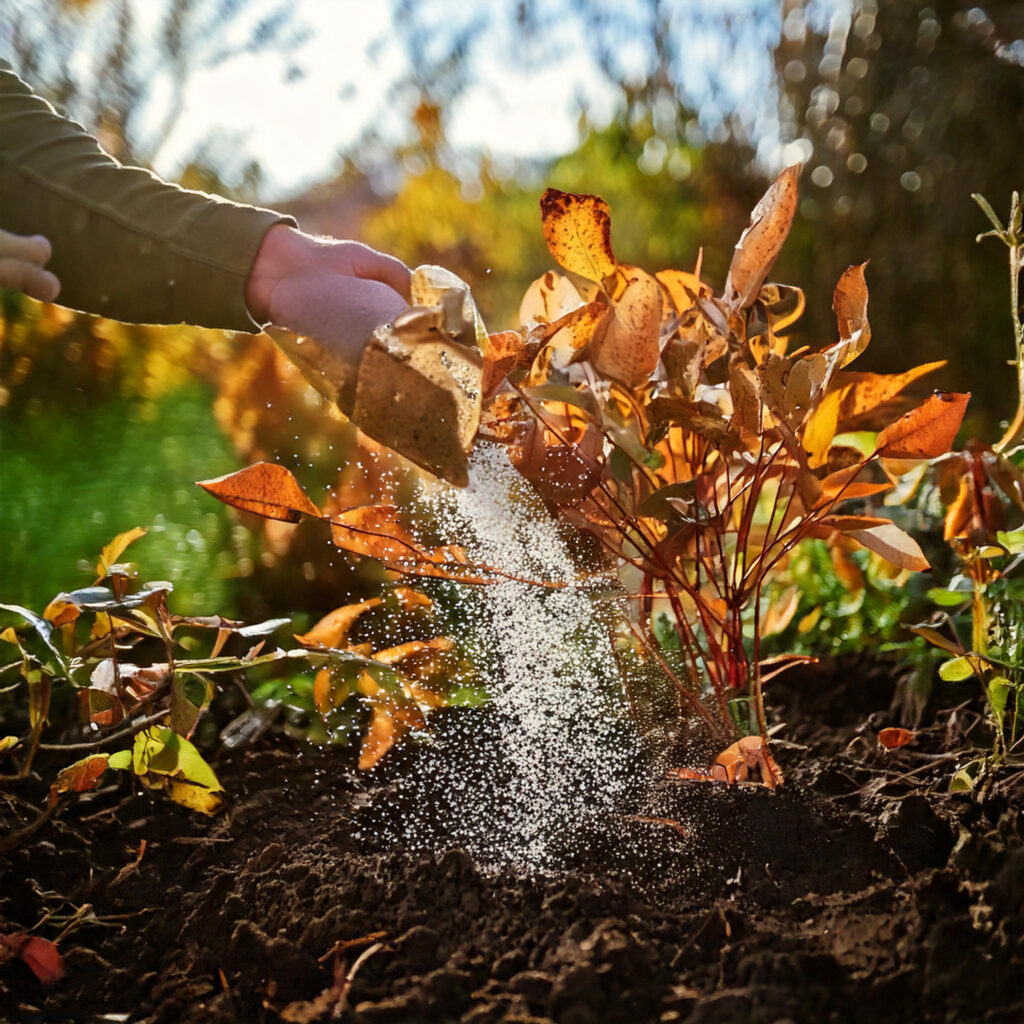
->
[176, 203, 297, 333]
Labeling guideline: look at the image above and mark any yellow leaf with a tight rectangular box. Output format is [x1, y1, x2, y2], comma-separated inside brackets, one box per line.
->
[518, 270, 584, 328]
[540, 189, 617, 284]
[802, 389, 842, 469]
[166, 780, 223, 816]
[95, 526, 147, 582]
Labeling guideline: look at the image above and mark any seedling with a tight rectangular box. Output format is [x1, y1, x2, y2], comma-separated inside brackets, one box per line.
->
[912, 192, 1024, 781]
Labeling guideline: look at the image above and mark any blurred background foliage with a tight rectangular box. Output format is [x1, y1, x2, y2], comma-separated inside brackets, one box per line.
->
[2, 0, 1023, 635]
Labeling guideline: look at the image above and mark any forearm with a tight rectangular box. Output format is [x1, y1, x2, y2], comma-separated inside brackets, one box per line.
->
[0, 61, 293, 331]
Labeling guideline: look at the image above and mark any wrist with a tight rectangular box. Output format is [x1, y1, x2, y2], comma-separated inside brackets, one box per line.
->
[245, 223, 309, 324]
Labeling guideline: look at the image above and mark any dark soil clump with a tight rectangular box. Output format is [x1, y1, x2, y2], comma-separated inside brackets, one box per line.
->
[3, 659, 1023, 1023]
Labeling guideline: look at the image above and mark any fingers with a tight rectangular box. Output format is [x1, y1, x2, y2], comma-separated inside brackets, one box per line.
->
[0, 229, 52, 266]
[350, 244, 412, 302]
[0, 257, 61, 302]
[0, 231, 60, 301]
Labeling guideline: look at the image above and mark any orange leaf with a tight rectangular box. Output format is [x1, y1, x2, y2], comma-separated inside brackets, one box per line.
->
[833, 361, 946, 431]
[358, 696, 427, 771]
[588, 266, 663, 387]
[875, 392, 970, 459]
[330, 507, 492, 584]
[723, 165, 800, 310]
[846, 522, 930, 572]
[878, 727, 915, 749]
[48, 754, 110, 807]
[0, 934, 64, 984]
[540, 189, 617, 284]
[197, 462, 322, 523]
[831, 263, 871, 356]
[509, 419, 604, 504]
[807, 514, 892, 537]
[482, 330, 527, 401]
[295, 598, 383, 649]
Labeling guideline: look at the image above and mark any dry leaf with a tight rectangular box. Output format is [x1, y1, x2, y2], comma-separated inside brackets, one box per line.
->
[723, 165, 800, 310]
[540, 189, 617, 284]
[197, 462, 322, 523]
[588, 266, 663, 387]
[518, 270, 584, 328]
[482, 330, 527, 400]
[878, 727, 915, 749]
[48, 753, 110, 806]
[0, 934, 64, 984]
[846, 521, 930, 571]
[875, 392, 970, 459]
[833, 361, 946, 431]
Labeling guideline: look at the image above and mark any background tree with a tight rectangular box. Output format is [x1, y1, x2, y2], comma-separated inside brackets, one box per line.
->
[772, 0, 1024, 432]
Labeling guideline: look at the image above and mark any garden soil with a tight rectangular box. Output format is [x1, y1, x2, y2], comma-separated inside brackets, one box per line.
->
[2, 657, 1023, 1024]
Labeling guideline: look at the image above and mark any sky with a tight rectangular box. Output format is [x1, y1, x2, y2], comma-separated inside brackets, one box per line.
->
[6, 0, 828, 198]
[150, 0, 623, 197]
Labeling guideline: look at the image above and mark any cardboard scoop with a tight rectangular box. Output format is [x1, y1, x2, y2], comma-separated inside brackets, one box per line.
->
[273, 265, 485, 487]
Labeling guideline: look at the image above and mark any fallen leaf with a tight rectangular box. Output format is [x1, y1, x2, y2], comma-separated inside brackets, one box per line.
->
[878, 727, 915, 749]
[875, 392, 970, 459]
[723, 165, 800, 310]
[540, 188, 617, 284]
[197, 462, 322, 523]
[0, 934, 64, 984]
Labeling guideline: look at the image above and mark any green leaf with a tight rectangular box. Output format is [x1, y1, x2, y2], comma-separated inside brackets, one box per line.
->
[107, 749, 132, 770]
[132, 726, 221, 793]
[996, 528, 1024, 555]
[972, 192, 1006, 235]
[636, 480, 698, 519]
[927, 588, 969, 608]
[0, 604, 68, 674]
[987, 676, 1011, 718]
[950, 758, 984, 793]
[521, 384, 600, 420]
[939, 656, 977, 682]
[609, 446, 632, 482]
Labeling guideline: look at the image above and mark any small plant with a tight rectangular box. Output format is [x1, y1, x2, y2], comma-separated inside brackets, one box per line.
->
[912, 192, 1024, 784]
[200, 169, 970, 777]
[0, 527, 462, 838]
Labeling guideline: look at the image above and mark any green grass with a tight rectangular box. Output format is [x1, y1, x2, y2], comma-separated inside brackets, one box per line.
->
[0, 385, 246, 615]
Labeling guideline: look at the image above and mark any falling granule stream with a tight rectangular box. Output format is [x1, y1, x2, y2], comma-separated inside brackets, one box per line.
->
[374, 443, 644, 873]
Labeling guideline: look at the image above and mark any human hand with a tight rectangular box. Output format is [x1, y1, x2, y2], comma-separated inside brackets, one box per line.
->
[0, 229, 61, 302]
[245, 225, 410, 375]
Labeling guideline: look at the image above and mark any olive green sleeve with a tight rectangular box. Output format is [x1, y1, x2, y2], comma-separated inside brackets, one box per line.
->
[0, 60, 296, 332]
